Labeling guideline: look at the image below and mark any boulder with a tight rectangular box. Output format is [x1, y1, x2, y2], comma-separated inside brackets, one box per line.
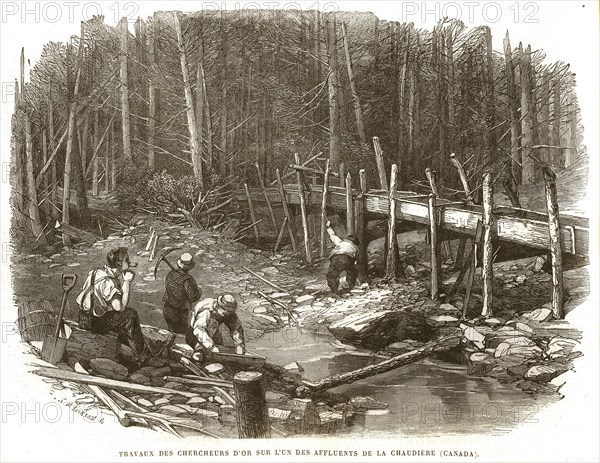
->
[494, 337, 536, 357]
[426, 315, 460, 327]
[283, 362, 304, 372]
[460, 324, 486, 350]
[137, 398, 154, 408]
[525, 364, 568, 383]
[159, 405, 188, 416]
[89, 358, 129, 381]
[348, 396, 388, 410]
[187, 396, 207, 406]
[467, 353, 495, 376]
[522, 307, 554, 322]
[204, 363, 225, 374]
[296, 295, 315, 306]
[545, 337, 579, 359]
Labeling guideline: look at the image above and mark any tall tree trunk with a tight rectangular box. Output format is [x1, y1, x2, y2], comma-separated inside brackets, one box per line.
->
[173, 12, 203, 187]
[325, 16, 341, 169]
[437, 28, 447, 180]
[48, 97, 60, 219]
[397, 24, 410, 186]
[73, 115, 91, 225]
[551, 74, 562, 168]
[62, 29, 85, 245]
[483, 26, 496, 167]
[92, 112, 100, 196]
[199, 60, 213, 171]
[25, 112, 47, 242]
[504, 32, 522, 185]
[540, 71, 551, 166]
[119, 18, 132, 160]
[195, 39, 204, 172]
[566, 93, 578, 166]
[341, 22, 366, 145]
[110, 120, 117, 191]
[446, 25, 455, 151]
[219, 12, 228, 176]
[147, 18, 156, 169]
[519, 43, 535, 183]
[42, 130, 50, 216]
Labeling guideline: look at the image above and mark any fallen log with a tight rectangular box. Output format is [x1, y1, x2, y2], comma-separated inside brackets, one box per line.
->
[241, 266, 287, 292]
[54, 221, 101, 243]
[179, 357, 236, 405]
[31, 366, 198, 398]
[296, 332, 461, 396]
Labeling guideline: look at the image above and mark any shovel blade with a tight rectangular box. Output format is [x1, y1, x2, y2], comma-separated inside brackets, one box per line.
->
[41, 335, 68, 365]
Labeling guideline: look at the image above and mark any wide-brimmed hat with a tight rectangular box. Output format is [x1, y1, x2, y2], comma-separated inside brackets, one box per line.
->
[216, 294, 237, 312]
[177, 252, 195, 271]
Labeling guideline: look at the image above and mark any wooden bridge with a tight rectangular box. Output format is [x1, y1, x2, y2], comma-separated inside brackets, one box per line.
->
[236, 154, 589, 320]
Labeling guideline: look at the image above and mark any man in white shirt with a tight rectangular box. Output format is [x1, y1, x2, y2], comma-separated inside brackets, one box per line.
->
[325, 220, 360, 295]
[76, 247, 174, 365]
[185, 294, 245, 362]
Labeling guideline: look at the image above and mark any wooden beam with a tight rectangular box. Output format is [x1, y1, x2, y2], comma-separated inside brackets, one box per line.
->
[31, 367, 197, 397]
[428, 193, 440, 299]
[243, 183, 260, 245]
[481, 173, 494, 317]
[275, 168, 297, 252]
[543, 167, 564, 318]
[385, 164, 398, 280]
[273, 217, 288, 252]
[295, 153, 312, 263]
[319, 160, 331, 258]
[345, 172, 354, 235]
[355, 169, 368, 280]
[288, 164, 339, 178]
[372, 136, 388, 190]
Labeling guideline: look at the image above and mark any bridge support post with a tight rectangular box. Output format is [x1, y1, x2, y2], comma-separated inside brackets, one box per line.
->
[543, 167, 564, 319]
[295, 153, 312, 263]
[345, 172, 354, 235]
[319, 160, 331, 258]
[481, 172, 494, 317]
[275, 168, 298, 253]
[355, 169, 368, 281]
[428, 193, 440, 299]
[385, 164, 399, 280]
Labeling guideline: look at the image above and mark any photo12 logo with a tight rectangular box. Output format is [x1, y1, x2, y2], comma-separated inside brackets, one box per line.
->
[1, 2, 140, 24]
[400, 1, 540, 24]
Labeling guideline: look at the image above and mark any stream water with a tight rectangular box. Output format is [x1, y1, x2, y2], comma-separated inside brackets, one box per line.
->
[251, 326, 556, 437]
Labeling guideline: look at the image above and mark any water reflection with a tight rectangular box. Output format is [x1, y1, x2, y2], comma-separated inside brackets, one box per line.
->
[252, 327, 555, 436]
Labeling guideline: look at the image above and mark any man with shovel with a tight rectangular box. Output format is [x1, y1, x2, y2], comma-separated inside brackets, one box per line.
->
[162, 252, 201, 334]
[76, 247, 175, 367]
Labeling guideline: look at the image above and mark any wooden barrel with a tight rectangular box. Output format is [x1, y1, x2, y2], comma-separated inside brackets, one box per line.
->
[17, 300, 57, 342]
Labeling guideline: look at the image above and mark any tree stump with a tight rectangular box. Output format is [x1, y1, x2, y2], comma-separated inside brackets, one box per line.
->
[233, 371, 271, 438]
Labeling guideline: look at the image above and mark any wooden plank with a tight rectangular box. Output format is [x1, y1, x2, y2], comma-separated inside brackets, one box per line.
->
[31, 367, 197, 397]
[274, 217, 288, 252]
[243, 185, 588, 257]
[481, 173, 494, 317]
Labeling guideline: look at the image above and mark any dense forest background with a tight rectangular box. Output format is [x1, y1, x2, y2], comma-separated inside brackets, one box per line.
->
[10, 10, 584, 246]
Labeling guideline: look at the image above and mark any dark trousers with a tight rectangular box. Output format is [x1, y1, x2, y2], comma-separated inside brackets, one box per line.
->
[327, 254, 358, 294]
[163, 302, 190, 335]
[91, 307, 147, 361]
[185, 326, 224, 350]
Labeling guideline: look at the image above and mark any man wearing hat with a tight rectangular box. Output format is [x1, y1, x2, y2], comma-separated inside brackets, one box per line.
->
[325, 220, 360, 295]
[186, 293, 246, 362]
[163, 252, 201, 334]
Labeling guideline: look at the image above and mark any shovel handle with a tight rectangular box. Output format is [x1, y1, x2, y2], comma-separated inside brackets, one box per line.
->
[62, 274, 78, 293]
